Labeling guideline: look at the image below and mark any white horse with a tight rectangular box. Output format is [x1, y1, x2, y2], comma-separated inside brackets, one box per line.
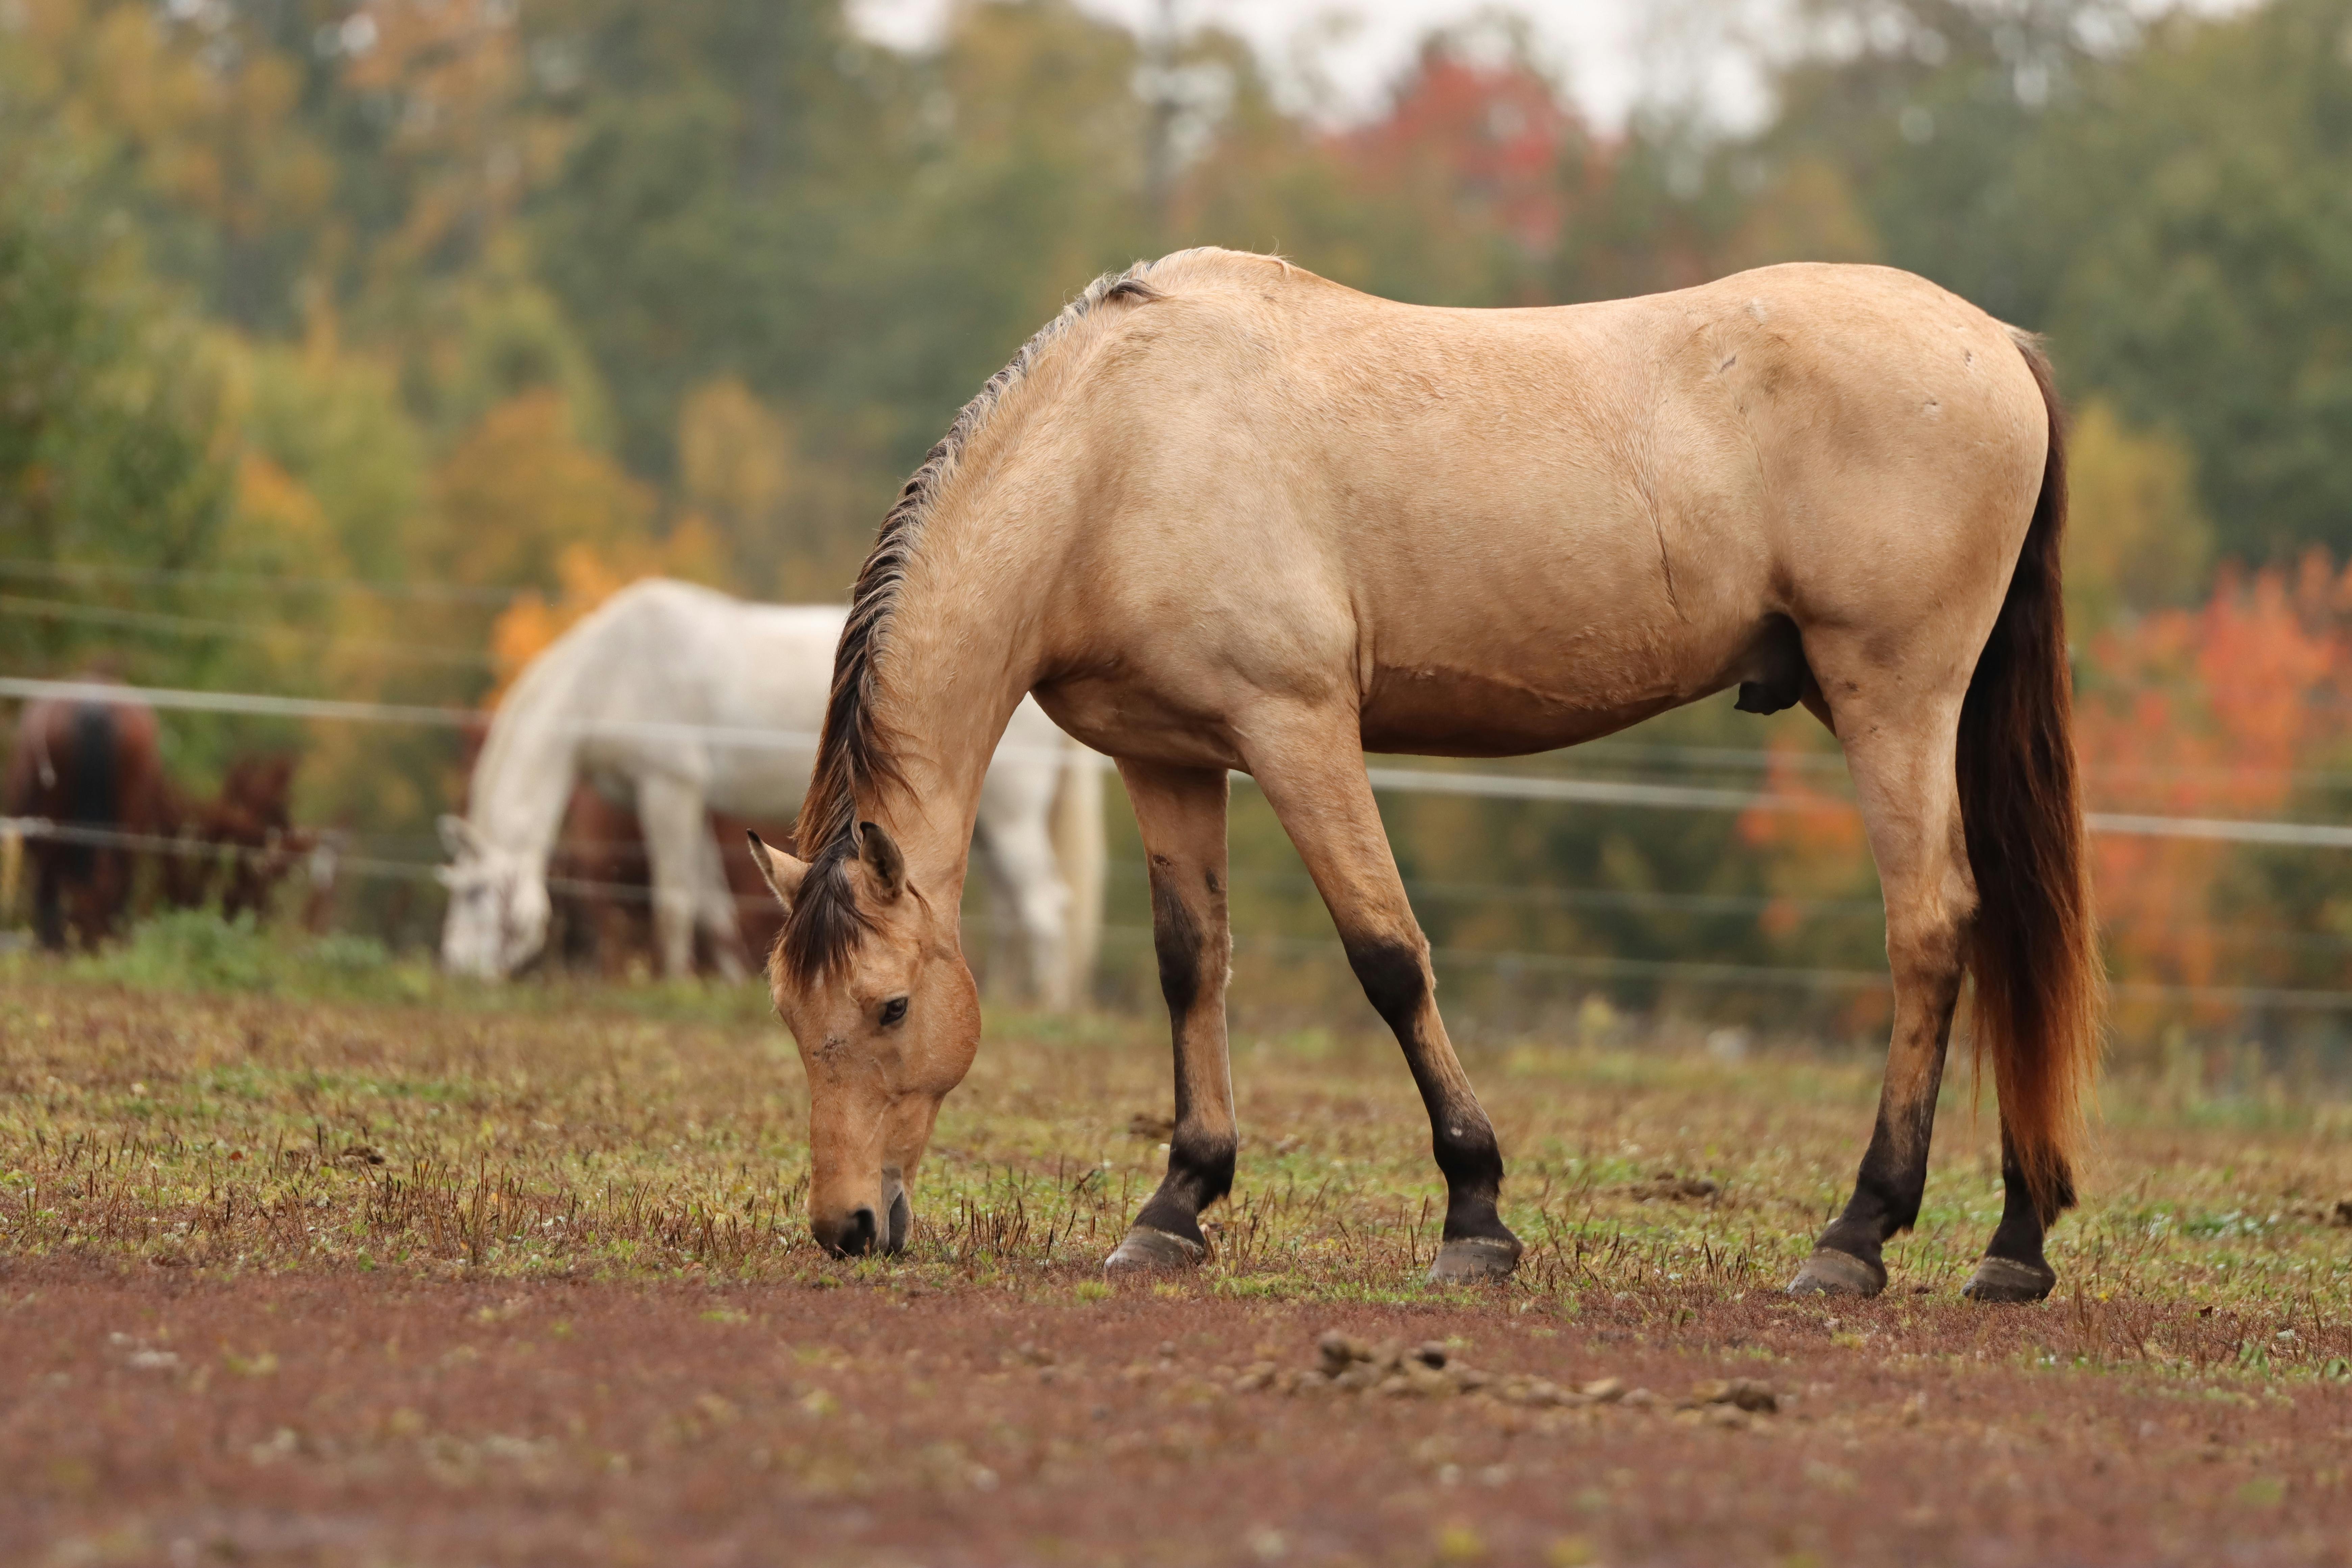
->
[439, 579, 1103, 1000]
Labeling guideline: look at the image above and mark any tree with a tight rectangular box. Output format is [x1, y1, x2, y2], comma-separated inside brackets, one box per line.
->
[423, 389, 658, 593]
[2033, 0, 2352, 560]
[2062, 398, 2210, 635]
[0, 129, 230, 678]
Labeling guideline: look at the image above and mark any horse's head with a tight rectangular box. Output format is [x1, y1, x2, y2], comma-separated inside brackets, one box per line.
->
[748, 825, 980, 1258]
[436, 815, 550, 979]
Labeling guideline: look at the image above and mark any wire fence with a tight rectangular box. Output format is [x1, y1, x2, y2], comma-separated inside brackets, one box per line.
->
[10, 614, 2352, 1016]
[13, 811, 2352, 1014]
[12, 673, 2352, 847]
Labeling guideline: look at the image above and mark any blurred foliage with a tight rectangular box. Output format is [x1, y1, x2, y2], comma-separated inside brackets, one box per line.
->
[2064, 398, 2211, 636]
[6, 0, 2352, 1039]
[0, 105, 231, 672]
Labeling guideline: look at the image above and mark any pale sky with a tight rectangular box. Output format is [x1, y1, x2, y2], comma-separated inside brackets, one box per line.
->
[846, 0, 1765, 132]
[849, 0, 2261, 133]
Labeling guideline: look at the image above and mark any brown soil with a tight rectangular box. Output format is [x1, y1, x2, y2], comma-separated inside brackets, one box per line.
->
[8, 1258, 2349, 1567]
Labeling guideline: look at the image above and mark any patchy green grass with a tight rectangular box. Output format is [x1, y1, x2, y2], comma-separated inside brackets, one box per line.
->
[1, 960, 2347, 1377]
[30, 907, 777, 1024]
[7, 954, 2349, 1568]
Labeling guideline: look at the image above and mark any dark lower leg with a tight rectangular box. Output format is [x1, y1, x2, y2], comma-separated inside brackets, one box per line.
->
[1342, 932, 1514, 1250]
[1807, 1068, 1945, 1287]
[33, 867, 62, 951]
[1963, 1126, 2067, 1301]
[1794, 915, 1965, 1294]
[1118, 764, 1233, 1255]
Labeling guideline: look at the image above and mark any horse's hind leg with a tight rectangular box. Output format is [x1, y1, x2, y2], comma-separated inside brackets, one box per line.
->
[1789, 693, 1976, 1297]
[1244, 712, 1521, 1283]
[1105, 760, 1233, 1273]
[1963, 1124, 2065, 1302]
[637, 774, 709, 980]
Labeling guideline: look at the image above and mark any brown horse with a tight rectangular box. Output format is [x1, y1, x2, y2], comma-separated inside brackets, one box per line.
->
[746, 249, 2100, 1301]
[4, 687, 176, 949]
[174, 754, 313, 923]
[542, 785, 789, 977]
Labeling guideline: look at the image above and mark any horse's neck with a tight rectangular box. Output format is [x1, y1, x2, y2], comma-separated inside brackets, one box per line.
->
[867, 543, 1055, 906]
[471, 652, 587, 866]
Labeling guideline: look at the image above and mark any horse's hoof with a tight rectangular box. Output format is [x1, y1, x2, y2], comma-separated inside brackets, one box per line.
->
[1786, 1248, 1886, 1298]
[884, 1187, 912, 1255]
[1425, 1235, 1522, 1285]
[1104, 1226, 1203, 1274]
[1961, 1256, 2055, 1303]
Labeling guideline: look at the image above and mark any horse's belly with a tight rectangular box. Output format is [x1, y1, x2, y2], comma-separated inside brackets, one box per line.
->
[1358, 660, 1702, 756]
[1351, 545, 1768, 756]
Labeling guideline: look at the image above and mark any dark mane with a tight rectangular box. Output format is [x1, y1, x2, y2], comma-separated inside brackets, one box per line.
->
[776, 261, 1169, 985]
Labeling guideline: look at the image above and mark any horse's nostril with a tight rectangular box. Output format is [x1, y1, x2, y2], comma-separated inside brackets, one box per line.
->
[820, 1206, 879, 1258]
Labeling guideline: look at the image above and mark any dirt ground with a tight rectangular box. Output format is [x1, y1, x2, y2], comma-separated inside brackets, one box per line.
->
[6, 1257, 2350, 1568]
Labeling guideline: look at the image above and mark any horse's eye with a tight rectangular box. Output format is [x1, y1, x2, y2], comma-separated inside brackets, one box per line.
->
[879, 996, 910, 1028]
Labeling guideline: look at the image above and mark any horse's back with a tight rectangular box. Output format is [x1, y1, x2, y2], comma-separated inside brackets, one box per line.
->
[1132, 254, 2045, 589]
[559, 582, 838, 726]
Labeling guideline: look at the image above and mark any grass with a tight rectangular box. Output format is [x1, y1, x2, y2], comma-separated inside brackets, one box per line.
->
[6, 948, 2352, 1567]
[3, 944, 2348, 1381]
[33, 905, 779, 1023]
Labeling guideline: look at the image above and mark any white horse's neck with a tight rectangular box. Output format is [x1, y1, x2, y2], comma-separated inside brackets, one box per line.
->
[468, 638, 588, 869]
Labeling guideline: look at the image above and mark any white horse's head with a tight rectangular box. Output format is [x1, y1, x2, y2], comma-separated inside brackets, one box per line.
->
[437, 815, 550, 979]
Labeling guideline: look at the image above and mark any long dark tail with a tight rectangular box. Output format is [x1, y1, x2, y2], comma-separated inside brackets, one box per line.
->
[1956, 333, 2103, 1223]
[64, 703, 118, 879]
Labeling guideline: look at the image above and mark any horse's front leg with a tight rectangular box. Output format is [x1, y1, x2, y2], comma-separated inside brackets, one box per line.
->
[688, 820, 748, 982]
[1245, 711, 1521, 1284]
[1104, 760, 1234, 1273]
[636, 773, 710, 981]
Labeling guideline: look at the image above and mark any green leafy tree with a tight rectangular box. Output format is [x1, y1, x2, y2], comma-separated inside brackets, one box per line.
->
[2032, 0, 2352, 560]
[0, 135, 230, 678]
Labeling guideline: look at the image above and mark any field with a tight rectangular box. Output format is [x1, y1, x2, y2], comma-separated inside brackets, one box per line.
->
[3, 946, 2351, 1567]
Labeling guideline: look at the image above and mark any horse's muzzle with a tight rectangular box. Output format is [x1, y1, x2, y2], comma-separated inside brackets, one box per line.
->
[812, 1184, 911, 1258]
[814, 1205, 880, 1258]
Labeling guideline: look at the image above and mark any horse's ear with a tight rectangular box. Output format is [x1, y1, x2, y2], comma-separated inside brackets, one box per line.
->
[857, 821, 906, 901]
[438, 814, 479, 859]
[745, 832, 809, 912]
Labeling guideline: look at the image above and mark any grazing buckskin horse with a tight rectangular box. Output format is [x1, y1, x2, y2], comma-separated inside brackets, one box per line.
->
[745, 248, 2099, 1299]
[3, 687, 175, 949]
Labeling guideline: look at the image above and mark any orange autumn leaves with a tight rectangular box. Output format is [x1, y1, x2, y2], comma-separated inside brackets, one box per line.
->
[1740, 552, 2352, 1028]
[475, 380, 794, 704]
[2078, 554, 2350, 1021]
